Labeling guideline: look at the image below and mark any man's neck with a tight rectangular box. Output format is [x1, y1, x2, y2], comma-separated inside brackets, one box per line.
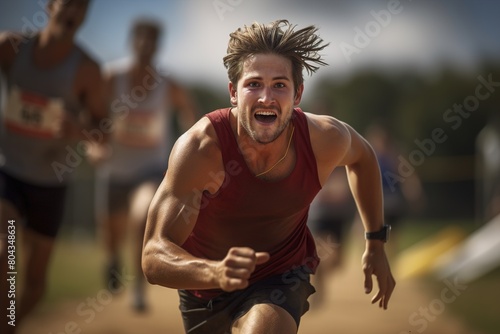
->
[38, 27, 75, 50]
[132, 57, 153, 71]
[32, 28, 76, 68]
[231, 108, 293, 175]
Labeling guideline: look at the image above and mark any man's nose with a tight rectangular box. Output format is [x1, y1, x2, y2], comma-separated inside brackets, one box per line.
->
[258, 86, 275, 105]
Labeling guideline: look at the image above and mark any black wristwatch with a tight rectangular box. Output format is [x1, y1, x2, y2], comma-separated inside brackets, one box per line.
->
[365, 224, 391, 242]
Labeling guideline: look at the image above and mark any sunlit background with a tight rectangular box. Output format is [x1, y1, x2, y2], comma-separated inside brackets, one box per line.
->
[3, 1, 500, 88]
[1, 0, 499, 333]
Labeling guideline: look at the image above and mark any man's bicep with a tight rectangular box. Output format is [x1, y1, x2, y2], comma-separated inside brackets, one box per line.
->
[146, 175, 201, 247]
[146, 130, 219, 246]
[87, 64, 108, 121]
[336, 123, 372, 167]
[0, 32, 23, 71]
[77, 58, 107, 123]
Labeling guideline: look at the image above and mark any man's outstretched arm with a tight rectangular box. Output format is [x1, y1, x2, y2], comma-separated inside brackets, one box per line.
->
[307, 113, 395, 309]
[340, 122, 396, 309]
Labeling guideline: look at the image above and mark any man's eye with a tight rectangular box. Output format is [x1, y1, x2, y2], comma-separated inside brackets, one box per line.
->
[275, 83, 285, 88]
[249, 82, 260, 87]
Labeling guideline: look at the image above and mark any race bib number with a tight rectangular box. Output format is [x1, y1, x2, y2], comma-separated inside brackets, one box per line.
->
[3, 86, 64, 139]
[114, 109, 163, 148]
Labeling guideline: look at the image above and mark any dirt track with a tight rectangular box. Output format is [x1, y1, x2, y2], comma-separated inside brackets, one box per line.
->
[17, 248, 481, 334]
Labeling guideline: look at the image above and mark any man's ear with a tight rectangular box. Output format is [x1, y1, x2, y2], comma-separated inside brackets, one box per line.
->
[229, 81, 237, 106]
[294, 83, 304, 106]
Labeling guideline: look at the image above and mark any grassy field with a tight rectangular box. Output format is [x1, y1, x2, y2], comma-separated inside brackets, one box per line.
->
[46, 236, 107, 304]
[397, 219, 500, 334]
[431, 265, 500, 334]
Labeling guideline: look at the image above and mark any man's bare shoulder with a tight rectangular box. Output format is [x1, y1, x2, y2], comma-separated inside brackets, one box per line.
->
[0, 31, 28, 70]
[170, 116, 222, 176]
[303, 112, 353, 182]
[0, 31, 22, 44]
[304, 112, 351, 147]
[178, 116, 219, 153]
[76, 47, 102, 77]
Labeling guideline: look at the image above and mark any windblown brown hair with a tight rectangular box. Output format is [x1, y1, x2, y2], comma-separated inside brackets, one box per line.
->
[223, 19, 329, 92]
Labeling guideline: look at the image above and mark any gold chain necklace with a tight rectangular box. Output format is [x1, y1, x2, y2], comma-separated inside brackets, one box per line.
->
[255, 125, 295, 177]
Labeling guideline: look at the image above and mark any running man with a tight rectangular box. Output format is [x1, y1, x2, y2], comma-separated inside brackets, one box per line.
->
[0, 1, 106, 332]
[365, 122, 426, 254]
[142, 20, 395, 333]
[97, 18, 197, 311]
[307, 167, 356, 308]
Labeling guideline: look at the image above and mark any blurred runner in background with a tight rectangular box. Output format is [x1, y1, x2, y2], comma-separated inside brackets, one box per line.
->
[307, 167, 356, 308]
[96, 18, 197, 312]
[365, 123, 426, 254]
[0, 1, 106, 332]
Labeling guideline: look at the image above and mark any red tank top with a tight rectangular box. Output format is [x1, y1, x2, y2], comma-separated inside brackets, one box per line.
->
[181, 107, 322, 299]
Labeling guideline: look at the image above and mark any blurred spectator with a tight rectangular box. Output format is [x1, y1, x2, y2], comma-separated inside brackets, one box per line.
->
[365, 123, 426, 253]
[94, 18, 197, 312]
[476, 113, 500, 222]
[307, 167, 356, 308]
[0, 0, 106, 332]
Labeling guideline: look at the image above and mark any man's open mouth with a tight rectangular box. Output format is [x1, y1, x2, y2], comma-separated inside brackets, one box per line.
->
[254, 111, 277, 124]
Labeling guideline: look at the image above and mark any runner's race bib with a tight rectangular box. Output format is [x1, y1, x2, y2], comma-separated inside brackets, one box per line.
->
[114, 109, 163, 148]
[4, 86, 64, 139]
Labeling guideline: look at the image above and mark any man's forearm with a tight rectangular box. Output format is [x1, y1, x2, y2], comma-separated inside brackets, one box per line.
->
[346, 147, 385, 233]
[142, 240, 219, 290]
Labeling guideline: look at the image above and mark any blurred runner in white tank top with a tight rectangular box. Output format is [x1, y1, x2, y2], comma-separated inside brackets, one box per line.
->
[95, 18, 198, 312]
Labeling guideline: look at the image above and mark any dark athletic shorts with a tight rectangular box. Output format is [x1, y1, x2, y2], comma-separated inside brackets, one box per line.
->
[0, 169, 67, 238]
[178, 267, 316, 334]
[309, 217, 349, 242]
[107, 173, 163, 213]
[107, 181, 137, 213]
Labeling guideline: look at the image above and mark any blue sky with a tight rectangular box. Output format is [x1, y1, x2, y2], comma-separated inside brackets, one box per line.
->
[1, 0, 500, 95]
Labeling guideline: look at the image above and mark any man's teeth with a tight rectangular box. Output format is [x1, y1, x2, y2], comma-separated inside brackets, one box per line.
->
[256, 111, 276, 116]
